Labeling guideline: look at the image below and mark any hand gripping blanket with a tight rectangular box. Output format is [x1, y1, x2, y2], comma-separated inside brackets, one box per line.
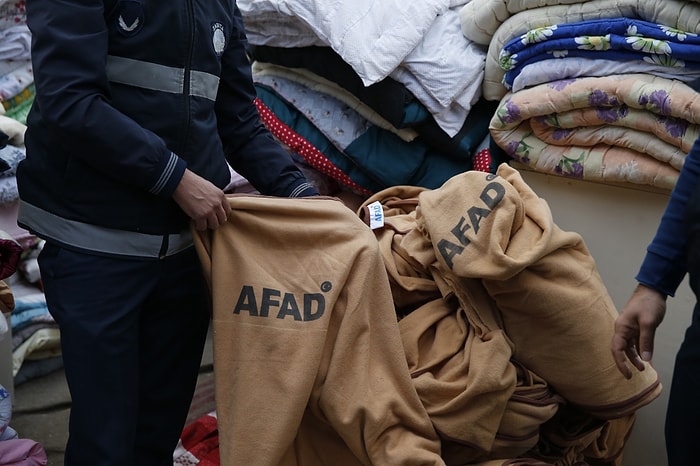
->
[192, 195, 445, 466]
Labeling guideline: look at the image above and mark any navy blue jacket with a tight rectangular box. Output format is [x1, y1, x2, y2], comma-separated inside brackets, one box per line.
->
[636, 136, 700, 297]
[17, 0, 316, 257]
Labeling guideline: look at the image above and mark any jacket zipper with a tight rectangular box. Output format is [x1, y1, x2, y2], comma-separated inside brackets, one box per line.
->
[179, 0, 195, 149]
[159, 235, 170, 259]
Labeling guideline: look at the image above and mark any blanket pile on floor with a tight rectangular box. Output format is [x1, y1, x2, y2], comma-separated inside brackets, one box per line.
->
[182, 164, 660, 466]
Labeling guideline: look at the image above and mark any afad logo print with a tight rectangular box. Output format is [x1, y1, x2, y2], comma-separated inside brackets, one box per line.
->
[232, 281, 333, 322]
[116, 1, 144, 37]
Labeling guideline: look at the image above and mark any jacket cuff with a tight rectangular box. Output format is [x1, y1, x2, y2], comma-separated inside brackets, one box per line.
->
[153, 152, 187, 198]
[636, 249, 686, 298]
[287, 180, 319, 198]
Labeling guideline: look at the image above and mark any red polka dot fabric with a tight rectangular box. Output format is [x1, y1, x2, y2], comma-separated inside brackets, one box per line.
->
[472, 148, 492, 173]
[255, 98, 372, 196]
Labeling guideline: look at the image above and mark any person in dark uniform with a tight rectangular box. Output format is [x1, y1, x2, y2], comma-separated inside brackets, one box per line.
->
[612, 133, 700, 466]
[16, 1, 317, 464]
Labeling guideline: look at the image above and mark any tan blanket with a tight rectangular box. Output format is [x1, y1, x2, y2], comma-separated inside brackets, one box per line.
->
[359, 186, 562, 463]
[193, 194, 445, 466]
[415, 164, 661, 417]
[358, 163, 661, 464]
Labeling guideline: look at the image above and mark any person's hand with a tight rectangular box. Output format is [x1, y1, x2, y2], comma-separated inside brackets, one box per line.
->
[611, 284, 667, 379]
[172, 169, 232, 230]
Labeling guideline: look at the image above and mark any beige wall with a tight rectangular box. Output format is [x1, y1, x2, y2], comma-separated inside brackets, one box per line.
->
[519, 168, 694, 466]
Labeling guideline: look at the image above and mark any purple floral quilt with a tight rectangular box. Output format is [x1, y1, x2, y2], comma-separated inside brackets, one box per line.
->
[489, 73, 700, 191]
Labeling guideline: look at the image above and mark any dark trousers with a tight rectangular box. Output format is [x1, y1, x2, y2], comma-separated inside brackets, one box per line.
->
[666, 185, 700, 465]
[38, 243, 211, 466]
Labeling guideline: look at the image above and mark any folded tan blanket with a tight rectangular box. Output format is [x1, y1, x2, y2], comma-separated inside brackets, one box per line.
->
[356, 165, 654, 464]
[193, 194, 445, 466]
[413, 164, 661, 419]
[360, 188, 560, 463]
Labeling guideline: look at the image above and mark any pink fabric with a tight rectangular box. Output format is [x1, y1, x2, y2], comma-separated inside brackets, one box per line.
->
[0, 438, 47, 465]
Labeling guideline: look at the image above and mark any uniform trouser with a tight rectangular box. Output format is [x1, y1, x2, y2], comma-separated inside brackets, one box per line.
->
[666, 185, 700, 466]
[37, 243, 211, 466]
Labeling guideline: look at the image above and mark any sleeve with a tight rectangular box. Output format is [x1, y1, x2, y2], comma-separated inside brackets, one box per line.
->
[213, 3, 317, 198]
[26, 0, 185, 198]
[636, 135, 700, 297]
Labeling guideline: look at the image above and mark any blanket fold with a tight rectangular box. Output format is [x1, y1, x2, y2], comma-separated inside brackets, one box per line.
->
[357, 163, 660, 463]
[464, 0, 700, 100]
[489, 73, 700, 191]
[415, 164, 661, 418]
[193, 194, 445, 466]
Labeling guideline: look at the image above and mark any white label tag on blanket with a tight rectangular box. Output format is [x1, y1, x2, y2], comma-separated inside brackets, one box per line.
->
[366, 201, 385, 230]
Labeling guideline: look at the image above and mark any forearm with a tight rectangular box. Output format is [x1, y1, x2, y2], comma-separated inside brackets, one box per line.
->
[637, 136, 700, 296]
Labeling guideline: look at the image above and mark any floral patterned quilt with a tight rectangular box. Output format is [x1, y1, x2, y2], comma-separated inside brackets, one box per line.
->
[489, 73, 700, 191]
[499, 18, 700, 91]
[463, 0, 700, 100]
[460, 0, 700, 46]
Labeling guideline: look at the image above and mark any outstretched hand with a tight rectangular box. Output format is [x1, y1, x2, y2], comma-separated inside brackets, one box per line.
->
[172, 169, 232, 231]
[611, 284, 667, 379]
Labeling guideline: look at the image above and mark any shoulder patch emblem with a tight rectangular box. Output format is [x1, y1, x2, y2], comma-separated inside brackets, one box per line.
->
[212, 22, 226, 56]
[116, 1, 144, 37]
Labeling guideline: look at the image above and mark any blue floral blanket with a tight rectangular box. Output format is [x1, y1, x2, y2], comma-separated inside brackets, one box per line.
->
[500, 18, 700, 90]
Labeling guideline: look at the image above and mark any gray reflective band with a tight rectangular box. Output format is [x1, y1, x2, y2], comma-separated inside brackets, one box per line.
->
[106, 55, 219, 101]
[289, 182, 315, 198]
[150, 152, 179, 195]
[19, 201, 193, 259]
[190, 69, 220, 100]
